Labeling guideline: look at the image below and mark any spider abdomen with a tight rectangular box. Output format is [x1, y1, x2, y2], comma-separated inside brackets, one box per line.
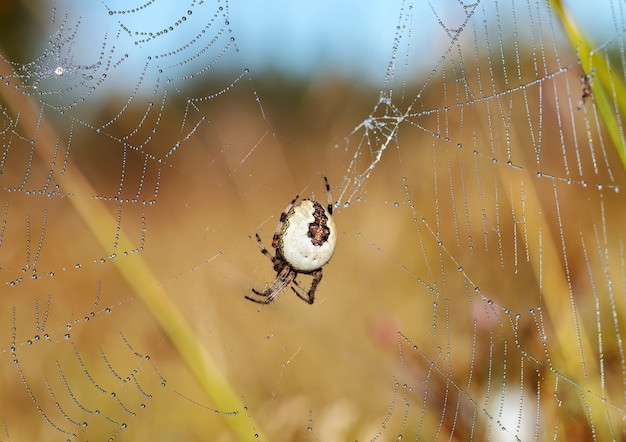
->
[278, 199, 337, 273]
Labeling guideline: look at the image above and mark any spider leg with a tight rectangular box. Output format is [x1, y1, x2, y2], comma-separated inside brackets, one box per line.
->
[246, 265, 296, 304]
[272, 194, 299, 249]
[255, 233, 274, 262]
[246, 285, 283, 304]
[291, 269, 323, 305]
[251, 287, 271, 297]
[245, 292, 274, 304]
[323, 176, 333, 215]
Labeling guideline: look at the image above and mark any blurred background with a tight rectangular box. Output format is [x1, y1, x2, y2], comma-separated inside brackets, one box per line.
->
[0, 0, 625, 440]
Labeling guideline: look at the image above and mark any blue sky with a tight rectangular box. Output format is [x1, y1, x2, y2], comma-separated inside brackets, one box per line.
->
[227, 1, 404, 82]
[49, 0, 616, 89]
[226, 0, 614, 80]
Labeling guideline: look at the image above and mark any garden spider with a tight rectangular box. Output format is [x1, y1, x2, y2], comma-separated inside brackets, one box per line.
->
[245, 177, 337, 305]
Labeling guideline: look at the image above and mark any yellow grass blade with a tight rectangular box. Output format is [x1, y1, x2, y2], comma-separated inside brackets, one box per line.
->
[549, 0, 626, 170]
[0, 53, 264, 441]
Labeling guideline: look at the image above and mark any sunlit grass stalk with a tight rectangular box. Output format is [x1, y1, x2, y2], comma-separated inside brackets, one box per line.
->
[549, 0, 626, 170]
[0, 54, 264, 441]
[543, 2, 624, 436]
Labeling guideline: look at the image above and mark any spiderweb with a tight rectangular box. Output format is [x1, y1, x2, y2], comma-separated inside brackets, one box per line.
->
[0, 0, 625, 440]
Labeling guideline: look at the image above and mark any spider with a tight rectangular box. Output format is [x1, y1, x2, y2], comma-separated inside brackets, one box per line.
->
[577, 71, 594, 110]
[245, 177, 337, 305]
[581, 72, 593, 103]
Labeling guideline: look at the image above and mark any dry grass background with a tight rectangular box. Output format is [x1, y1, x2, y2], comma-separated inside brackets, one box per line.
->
[1, 6, 626, 441]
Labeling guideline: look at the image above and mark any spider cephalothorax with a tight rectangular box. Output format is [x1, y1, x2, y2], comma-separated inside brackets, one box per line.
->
[245, 177, 337, 305]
